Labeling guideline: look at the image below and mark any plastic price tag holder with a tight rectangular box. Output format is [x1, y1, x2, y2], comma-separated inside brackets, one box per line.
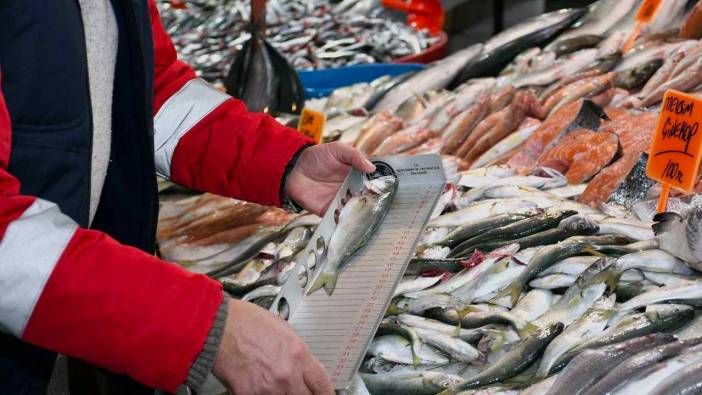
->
[271, 154, 446, 390]
[623, 0, 662, 52]
[647, 89, 702, 212]
[297, 108, 326, 143]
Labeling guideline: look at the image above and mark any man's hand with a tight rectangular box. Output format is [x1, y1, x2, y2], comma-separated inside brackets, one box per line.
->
[213, 299, 334, 395]
[285, 142, 376, 215]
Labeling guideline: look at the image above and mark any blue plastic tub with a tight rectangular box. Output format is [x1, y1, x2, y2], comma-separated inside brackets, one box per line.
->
[298, 63, 426, 99]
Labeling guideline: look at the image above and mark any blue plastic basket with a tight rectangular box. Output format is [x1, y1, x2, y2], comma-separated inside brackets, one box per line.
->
[297, 63, 426, 99]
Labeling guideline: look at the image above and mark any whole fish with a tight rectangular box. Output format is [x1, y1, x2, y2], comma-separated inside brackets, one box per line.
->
[413, 326, 485, 363]
[545, 333, 676, 395]
[433, 209, 539, 248]
[308, 175, 397, 295]
[582, 338, 702, 395]
[534, 258, 615, 328]
[536, 296, 616, 378]
[458, 171, 568, 200]
[541, 255, 601, 276]
[367, 335, 449, 365]
[637, 56, 702, 107]
[452, 263, 525, 304]
[551, 34, 603, 57]
[614, 344, 702, 395]
[440, 92, 493, 155]
[429, 199, 541, 228]
[450, 208, 577, 255]
[499, 234, 630, 305]
[374, 44, 484, 113]
[619, 281, 702, 311]
[551, 307, 694, 373]
[470, 118, 541, 169]
[544, 72, 615, 115]
[648, 358, 702, 395]
[554, 0, 641, 42]
[457, 165, 515, 189]
[439, 323, 564, 394]
[427, 307, 536, 338]
[360, 371, 464, 395]
[396, 314, 483, 343]
[450, 214, 600, 259]
[508, 49, 599, 88]
[615, 249, 693, 275]
[407, 244, 521, 298]
[638, 41, 701, 98]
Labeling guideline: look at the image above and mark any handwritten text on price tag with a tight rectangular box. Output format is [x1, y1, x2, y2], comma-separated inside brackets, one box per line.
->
[647, 90, 702, 193]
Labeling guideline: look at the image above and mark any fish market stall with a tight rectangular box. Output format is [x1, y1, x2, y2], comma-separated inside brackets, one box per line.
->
[156, 0, 702, 394]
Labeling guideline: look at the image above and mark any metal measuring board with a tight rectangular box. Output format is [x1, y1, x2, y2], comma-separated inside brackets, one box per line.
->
[271, 154, 446, 390]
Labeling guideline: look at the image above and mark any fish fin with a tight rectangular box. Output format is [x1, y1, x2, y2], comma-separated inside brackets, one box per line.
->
[493, 282, 522, 306]
[517, 322, 539, 339]
[582, 245, 607, 257]
[306, 272, 339, 295]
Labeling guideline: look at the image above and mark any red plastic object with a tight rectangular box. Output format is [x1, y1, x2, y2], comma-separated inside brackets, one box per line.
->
[393, 31, 448, 64]
[383, 0, 444, 34]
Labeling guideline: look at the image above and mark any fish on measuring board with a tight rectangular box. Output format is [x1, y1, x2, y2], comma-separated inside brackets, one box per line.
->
[307, 175, 397, 295]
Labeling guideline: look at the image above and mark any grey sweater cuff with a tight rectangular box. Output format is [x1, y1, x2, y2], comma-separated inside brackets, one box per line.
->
[184, 293, 230, 392]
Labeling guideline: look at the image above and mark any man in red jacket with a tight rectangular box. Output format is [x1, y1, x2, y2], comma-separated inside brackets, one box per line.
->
[0, 1, 373, 394]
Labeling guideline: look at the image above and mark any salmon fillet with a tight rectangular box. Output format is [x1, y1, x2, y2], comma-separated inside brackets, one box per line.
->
[536, 129, 620, 184]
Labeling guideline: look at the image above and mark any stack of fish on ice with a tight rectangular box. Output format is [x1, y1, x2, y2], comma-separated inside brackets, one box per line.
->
[156, 1, 702, 394]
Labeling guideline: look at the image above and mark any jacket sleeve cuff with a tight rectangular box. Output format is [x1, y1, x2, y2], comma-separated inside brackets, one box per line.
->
[184, 293, 230, 392]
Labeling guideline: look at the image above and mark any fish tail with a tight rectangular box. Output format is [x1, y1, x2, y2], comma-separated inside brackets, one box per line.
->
[517, 322, 539, 339]
[494, 282, 522, 306]
[306, 273, 339, 295]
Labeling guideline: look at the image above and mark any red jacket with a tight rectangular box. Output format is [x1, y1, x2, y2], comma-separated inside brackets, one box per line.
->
[0, 1, 312, 391]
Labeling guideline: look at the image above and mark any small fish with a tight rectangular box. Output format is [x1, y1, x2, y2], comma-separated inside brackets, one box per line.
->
[429, 199, 541, 228]
[647, 356, 702, 395]
[450, 214, 600, 259]
[361, 371, 464, 395]
[614, 249, 693, 275]
[393, 275, 443, 298]
[499, 233, 629, 305]
[396, 314, 483, 343]
[619, 281, 702, 311]
[545, 333, 677, 395]
[367, 335, 449, 366]
[439, 323, 564, 394]
[551, 34, 604, 57]
[511, 289, 553, 321]
[582, 338, 702, 395]
[308, 175, 397, 295]
[433, 209, 539, 248]
[551, 307, 693, 373]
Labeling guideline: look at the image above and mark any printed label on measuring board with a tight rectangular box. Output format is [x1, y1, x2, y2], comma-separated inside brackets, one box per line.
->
[271, 154, 445, 390]
[647, 89, 702, 193]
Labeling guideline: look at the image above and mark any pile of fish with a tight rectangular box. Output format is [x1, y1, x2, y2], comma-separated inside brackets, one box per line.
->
[157, 0, 437, 84]
[154, 1, 702, 394]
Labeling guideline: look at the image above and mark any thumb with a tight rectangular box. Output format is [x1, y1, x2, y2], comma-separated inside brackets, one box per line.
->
[330, 142, 376, 173]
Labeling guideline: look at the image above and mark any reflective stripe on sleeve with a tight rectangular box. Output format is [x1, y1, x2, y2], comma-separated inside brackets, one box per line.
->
[153, 78, 230, 179]
[0, 199, 77, 336]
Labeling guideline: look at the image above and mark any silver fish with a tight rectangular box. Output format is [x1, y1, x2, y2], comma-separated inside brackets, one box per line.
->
[308, 175, 397, 295]
[361, 371, 464, 395]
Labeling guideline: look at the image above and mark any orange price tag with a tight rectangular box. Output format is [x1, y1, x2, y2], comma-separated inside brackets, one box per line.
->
[297, 108, 326, 143]
[647, 90, 702, 211]
[636, 0, 662, 23]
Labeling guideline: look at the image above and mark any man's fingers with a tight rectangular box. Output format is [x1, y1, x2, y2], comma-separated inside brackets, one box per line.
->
[302, 359, 334, 395]
[331, 142, 375, 173]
